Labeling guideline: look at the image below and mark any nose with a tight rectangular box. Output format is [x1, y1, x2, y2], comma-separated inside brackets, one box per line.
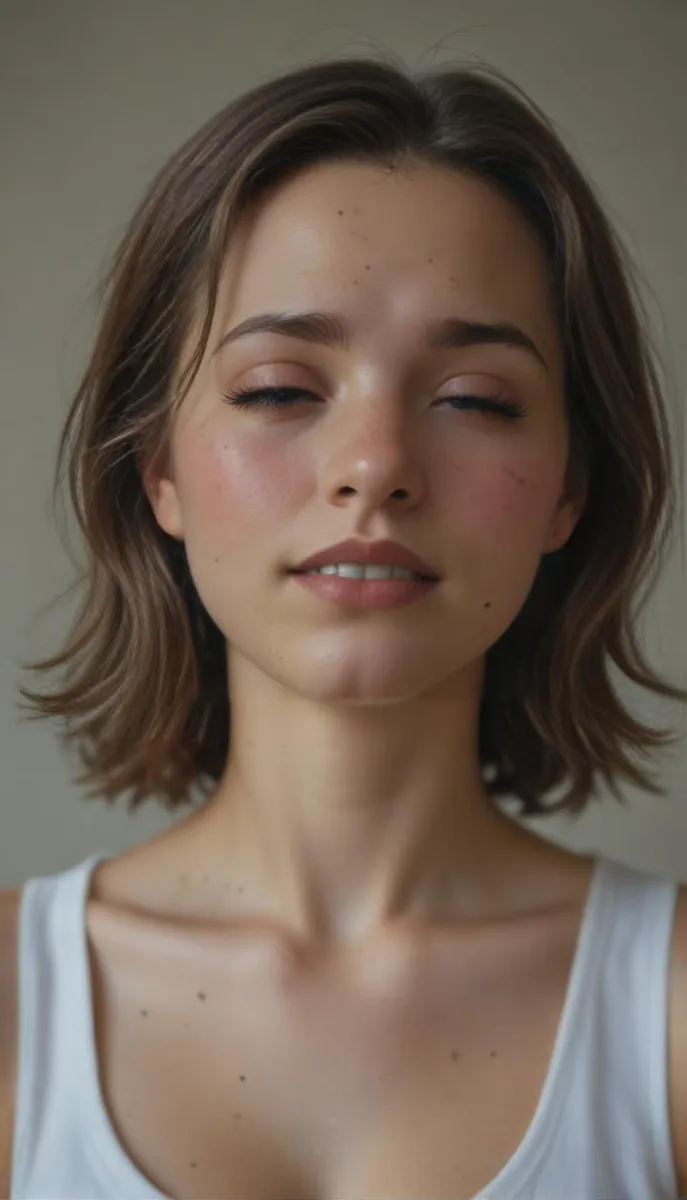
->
[321, 399, 427, 514]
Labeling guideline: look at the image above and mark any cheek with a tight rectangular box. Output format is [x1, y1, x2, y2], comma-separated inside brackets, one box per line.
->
[174, 424, 307, 549]
[170, 425, 307, 636]
[438, 443, 565, 632]
[440, 440, 565, 609]
[446, 442, 563, 544]
[178, 429, 285, 528]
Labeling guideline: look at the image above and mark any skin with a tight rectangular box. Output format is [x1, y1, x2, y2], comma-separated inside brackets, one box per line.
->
[142, 157, 589, 950]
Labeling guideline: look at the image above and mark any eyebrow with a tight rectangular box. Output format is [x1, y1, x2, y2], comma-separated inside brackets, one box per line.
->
[213, 310, 548, 371]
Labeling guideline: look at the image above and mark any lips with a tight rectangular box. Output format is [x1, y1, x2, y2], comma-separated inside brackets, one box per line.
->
[292, 537, 439, 580]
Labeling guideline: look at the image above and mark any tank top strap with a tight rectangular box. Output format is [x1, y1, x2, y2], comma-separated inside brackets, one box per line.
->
[11, 854, 108, 1197]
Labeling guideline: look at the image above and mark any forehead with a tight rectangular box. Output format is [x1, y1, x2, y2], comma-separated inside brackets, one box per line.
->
[207, 160, 561, 368]
[231, 161, 549, 281]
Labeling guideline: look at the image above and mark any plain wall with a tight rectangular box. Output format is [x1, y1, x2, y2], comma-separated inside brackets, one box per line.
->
[1, 0, 685, 886]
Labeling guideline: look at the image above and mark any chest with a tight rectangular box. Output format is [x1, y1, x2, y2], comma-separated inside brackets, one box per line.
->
[87, 908, 581, 1200]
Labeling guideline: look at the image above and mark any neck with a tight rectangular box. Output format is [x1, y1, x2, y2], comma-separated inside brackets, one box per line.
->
[183, 651, 529, 946]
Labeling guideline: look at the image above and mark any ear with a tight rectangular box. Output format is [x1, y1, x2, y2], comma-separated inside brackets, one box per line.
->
[542, 466, 589, 555]
[140, 452, 185, 542]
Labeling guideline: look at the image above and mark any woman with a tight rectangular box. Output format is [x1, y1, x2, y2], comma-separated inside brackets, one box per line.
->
[1, 53, 686, 1200]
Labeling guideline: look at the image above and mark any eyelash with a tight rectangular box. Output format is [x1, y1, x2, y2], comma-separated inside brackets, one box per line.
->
[221, 386, 527, 421]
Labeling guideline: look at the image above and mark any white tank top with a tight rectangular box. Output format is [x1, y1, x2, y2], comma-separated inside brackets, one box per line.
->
[9, 852, 681, 1199]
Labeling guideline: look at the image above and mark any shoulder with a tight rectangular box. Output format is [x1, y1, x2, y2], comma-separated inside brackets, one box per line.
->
[0, 888, 20, 1198]
[669, 882, 687, 1196]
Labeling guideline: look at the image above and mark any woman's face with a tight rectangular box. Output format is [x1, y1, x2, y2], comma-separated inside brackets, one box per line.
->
[146, 160, 585, 705]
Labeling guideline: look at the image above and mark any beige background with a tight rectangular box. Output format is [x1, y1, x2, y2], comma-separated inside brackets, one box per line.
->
[1, 0, 685, 886]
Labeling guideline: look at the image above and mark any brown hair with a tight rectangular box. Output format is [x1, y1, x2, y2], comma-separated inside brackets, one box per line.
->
[18, 52, 686, 817]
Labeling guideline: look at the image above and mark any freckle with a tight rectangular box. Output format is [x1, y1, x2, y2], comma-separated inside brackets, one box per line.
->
[213, 557, 219, 563]
[237, 886, 244, 893]
[239, 1074, 246, 1082]
[365, 263, 371, 269]
[203, 875, 209, 883]
[427, 257, 434, 263]
[484, 601, 492, 608]
[139, 1009, 149, 1017]
[190, 1162, 197, 1169]
[198, 991, 207, 1001]
[180, 875, 187, 883]
[337, 209, 344, 215]
[490, 1050, 497, 1057]
[450, 1049, 460, 1061]
[233, 1112, 242, 1119]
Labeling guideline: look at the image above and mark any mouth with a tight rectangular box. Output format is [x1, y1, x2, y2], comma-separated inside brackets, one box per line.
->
[289, 568, 436, 582]
[288, 566, 434, 576]
[290, 538, 439, 580]
[287, 568, 439, 610]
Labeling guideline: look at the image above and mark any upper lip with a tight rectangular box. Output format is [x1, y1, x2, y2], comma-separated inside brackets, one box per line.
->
[291, 538, 439, 579]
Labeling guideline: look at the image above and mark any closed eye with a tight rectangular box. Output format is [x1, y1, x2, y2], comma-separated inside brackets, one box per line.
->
[221, 385, 527, 420]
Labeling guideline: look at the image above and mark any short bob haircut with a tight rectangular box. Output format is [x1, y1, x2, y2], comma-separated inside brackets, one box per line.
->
[18, 53, 686, 817]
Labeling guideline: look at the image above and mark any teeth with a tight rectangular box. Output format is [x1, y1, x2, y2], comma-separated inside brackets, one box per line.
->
[307, 563, 424, 581]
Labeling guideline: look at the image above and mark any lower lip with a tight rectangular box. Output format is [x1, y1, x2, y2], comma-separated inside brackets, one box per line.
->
[289, 571, 438, 609]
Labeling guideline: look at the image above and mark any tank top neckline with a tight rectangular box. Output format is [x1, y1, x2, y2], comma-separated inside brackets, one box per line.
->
[67, 851, 608, 1200]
